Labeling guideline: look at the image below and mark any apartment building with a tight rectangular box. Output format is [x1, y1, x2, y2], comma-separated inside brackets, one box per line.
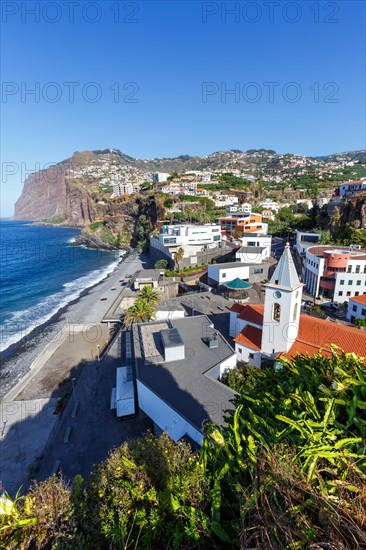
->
[339, 180, 366, 197]
[226, 203, 252, 216]
[219, 212, 267, 237]
[302, 245, 366, 302]
[113, 182, 140, 196]
[150, 224, 221, 267]
[152, 172, 170, 183]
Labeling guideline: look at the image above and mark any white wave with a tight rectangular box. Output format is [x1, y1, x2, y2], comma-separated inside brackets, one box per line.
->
[67, 237, 76, 243]
[0, 253, 125, 353]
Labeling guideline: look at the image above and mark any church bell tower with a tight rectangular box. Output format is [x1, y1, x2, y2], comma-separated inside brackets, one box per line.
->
[261, 242, 303, 356]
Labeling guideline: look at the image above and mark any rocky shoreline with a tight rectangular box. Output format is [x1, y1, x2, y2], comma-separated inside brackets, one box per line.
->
[71, 229, 120, 251]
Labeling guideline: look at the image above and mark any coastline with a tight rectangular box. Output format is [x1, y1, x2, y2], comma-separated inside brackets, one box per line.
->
[0, 248, 142, 401]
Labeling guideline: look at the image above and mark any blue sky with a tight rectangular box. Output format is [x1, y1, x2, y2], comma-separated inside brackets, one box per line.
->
[1, 0, 365, 216]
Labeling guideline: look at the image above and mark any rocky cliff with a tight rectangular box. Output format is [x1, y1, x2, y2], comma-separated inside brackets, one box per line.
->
[13, 150, 163, 248]
[14, 163, 68, 221]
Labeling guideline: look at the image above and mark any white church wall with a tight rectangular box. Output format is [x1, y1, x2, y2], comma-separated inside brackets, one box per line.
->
[235, 343, 262, 368]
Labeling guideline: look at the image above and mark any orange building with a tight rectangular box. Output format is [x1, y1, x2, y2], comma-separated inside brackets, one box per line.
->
[219, 212, 267, 236]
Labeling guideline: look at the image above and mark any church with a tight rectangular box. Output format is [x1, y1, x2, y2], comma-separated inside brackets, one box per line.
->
[230, 243, 366, 367]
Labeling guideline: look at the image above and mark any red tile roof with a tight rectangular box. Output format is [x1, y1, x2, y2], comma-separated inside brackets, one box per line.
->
[237, 304, 264, 326]
[232, 304, 366, 360]
[349, 294, 366, 306]
[278, 314, 366, 360]
[234, 325, 262, 350]
[230, 303, 245, 314]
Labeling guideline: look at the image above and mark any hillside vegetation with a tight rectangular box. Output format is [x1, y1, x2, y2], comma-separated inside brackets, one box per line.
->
[1, 350, 366, 549]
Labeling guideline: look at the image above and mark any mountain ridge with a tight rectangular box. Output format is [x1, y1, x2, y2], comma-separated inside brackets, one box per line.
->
[13, 148, 366, 224]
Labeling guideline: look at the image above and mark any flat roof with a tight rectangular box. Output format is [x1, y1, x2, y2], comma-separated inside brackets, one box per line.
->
[209, 261, 261, 270]
[133, 316, 236, 431]
[237, 246, 265, 253]
[158, 301, 185, 312]
[209, 261, 247, 269]
[307, 245, 366, 259]
[135, 268, 161, 281]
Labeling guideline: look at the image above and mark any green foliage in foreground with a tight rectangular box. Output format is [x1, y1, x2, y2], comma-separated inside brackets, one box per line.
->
[1, 350, 366, 549]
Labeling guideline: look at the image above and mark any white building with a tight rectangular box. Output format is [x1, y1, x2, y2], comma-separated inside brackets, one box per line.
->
[150, 224, 221, 267]
[346, 294, 366, 323]
[208, 259, 270, 288]
[248, 236, 273, 255]
[113, 182, 140, 196]
[260, 199, 280, 213]
[295, 230, 322, 259]
[152, 172, 170, 183]
[235, 246, 268, 264]
[302, 245, 366, 302]
[339, 180, 366, 197]
[133, 316, 236, 446]
[260, 246, 304, 356]
[226, 203, 252, 217]
[208, 262, 250, 287]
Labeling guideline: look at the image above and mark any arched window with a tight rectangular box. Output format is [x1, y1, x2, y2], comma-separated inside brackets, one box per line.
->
[293, 302, 298, 321]
[273, 303, 281, 322]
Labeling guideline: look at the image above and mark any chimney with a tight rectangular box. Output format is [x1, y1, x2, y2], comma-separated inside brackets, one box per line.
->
[160, 328, 185, 362]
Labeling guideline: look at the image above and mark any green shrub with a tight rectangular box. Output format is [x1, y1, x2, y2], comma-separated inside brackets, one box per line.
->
[89, 221, 104, 232]
[81, 433, 209, 548]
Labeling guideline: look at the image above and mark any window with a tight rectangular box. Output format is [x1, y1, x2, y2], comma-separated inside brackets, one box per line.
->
[355, 265, 360, 273]
[222, 273, 226, 278]
[254, 268, 263, 274]
[356, 280, 361, 285]
[340, 280, 345, 285]
[352, 305, 357, 312]
[361, 308, 366, 316]
[348, 280, 353, 285]
[338, 291, 343, 296]
[347, 266, 352, 273]
[293, 302, 298, 321]
[249, 353, 254, 359]
[347, 291, 351, 296]
[273, 303, 281, 322]
[355, 292, 359, 296]
[238, 348, 242, 354]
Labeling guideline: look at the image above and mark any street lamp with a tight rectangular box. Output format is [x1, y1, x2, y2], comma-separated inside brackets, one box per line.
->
[71, 378, 76, 402]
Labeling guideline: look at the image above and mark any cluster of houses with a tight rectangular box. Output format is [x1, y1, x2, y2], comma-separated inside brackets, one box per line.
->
[111, 222, 366, 449]
[113, 238, 366, 446]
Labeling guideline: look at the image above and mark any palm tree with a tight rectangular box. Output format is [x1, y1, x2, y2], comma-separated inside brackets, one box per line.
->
[123, 299, 156, 328]
[137, 285, 161, 308]
[174, 247, 185, 272]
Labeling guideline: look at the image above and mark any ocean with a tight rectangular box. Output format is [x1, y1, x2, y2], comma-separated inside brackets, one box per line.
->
[0, 220, 121, 353]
